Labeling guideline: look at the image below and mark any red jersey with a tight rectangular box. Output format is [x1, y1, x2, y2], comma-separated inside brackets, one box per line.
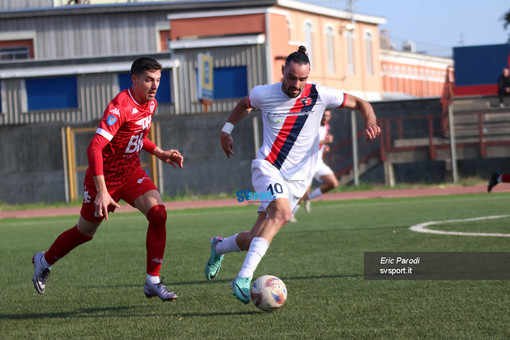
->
[86, 88, 157, 185]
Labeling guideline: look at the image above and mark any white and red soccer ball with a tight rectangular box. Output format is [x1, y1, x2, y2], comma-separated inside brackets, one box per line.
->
[250, 275, 287, 312]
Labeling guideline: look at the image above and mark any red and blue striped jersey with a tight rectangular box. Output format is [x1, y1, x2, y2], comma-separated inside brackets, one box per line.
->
[249, 82, 345, 180]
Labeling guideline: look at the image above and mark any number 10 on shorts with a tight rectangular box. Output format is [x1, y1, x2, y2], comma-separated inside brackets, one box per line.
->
[267, 183, 283, 197]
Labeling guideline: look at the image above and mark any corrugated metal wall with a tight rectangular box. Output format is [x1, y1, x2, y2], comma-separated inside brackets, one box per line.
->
[173, 44, 267, 114]
[0, 0, 54, 10]
[0, 43, 266, 124]
[0, 12, 168, 59]
[79, 73, 119, 121]
[0, 7, 268, 123]
[0, 73, 119, 125]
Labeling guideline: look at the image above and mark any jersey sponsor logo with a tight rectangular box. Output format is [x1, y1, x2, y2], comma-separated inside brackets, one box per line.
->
[125, 132, 144, 154]
[110, 108, 120, 116]
[107, 115, 118, 126]
[135, 116, 152, 131]
[267, 111, 313, 124]
[267, 112, 282, 124]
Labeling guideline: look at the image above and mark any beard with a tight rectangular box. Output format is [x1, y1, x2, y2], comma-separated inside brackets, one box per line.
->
[281, 83, 301, 98]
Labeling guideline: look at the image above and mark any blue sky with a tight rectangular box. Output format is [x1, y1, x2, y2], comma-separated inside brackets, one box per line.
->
[303, 0, 510, 57]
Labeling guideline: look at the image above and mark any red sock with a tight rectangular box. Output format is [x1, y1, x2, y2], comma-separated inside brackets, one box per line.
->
[44, 225, 93, 265]
[501, 174, 510, 183]
[146, 205, 167, 276]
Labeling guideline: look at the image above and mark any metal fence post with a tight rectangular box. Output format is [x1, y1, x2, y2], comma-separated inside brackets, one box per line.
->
[351, 110, 359, 186]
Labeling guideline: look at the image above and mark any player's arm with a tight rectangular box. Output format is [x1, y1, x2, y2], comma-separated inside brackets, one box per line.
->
[319, 134, 333, 145]
[342, 94, 380, 141]
[143, 136, 183, 169]
[221, 95, 252, 158]
[87, 134, 121, 221]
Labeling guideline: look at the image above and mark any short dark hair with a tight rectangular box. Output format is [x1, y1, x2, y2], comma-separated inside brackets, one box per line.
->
[131, 57, 162, 76]
[285, 46, 310, 67]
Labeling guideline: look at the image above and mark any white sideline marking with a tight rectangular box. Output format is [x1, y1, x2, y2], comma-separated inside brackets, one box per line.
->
[410, 215, 510, 237]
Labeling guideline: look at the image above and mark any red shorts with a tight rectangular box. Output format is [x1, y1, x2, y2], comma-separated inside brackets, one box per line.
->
[80, 167, 157, 223]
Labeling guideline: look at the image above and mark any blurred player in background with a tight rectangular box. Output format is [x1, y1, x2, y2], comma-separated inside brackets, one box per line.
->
[205, 46, 380, 304]
[32, 57, 183, 301]
[488, 172, 510, 192]
[291, 108, 337, 221]
[497, 68, 510, 108]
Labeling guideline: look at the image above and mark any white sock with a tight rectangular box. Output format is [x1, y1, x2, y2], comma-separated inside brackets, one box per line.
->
[41, 254, 52, 269]
[498, 175, 502, 183]
[216, 234, 242, 255]
[146, 274, 160, 284]
[292, 204, 301, 215]
[238, 237, 269, 279]
[308, 187, 323, 200]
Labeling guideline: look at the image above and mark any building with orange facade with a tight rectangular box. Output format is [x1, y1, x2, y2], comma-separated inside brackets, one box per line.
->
[166, 0, 386, 101]
[380, 48, 453, 99]
[0, 0, 454, 125]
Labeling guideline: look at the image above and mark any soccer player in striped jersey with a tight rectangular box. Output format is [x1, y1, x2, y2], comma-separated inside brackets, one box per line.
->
[205, 46, 380, 304]
[32, 57, 183, 301]
[291, 108, 337, 221]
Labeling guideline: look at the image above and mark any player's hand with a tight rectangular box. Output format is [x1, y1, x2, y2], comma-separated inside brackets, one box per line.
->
[323, 145, 330, 153]
[364, 125, 381, 141]
[221, 132, 235, 158]
[325, 134, 334, 143]
[159, 149, 183, 168]
[94, 190, 120, 222]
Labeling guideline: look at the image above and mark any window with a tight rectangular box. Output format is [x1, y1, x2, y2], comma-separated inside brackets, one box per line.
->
[0, 39, 33, 60]
[304, 21, 314, 68]
[287, 18, 292, 42]
[118, 70, 172, 104]
[394, 66, 399, 91]
[326, 25, 335, 74]
[425, 70, 429, 96]
[26, 76, 78, 111]
[0, 46, 29, 60]
[213, 66, 248, 100]
[346, 30, 355, 75]
[364, 31, 373, 76]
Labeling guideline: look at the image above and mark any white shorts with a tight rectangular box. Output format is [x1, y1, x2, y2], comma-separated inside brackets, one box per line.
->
[251, 159, 309, 212]
[313, 160, 334, 182]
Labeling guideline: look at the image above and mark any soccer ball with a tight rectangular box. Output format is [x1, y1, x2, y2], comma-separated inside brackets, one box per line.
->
[250, 275, 287, 312]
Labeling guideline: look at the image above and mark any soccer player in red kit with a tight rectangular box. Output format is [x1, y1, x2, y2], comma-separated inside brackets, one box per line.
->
[32, 57, 183, 301]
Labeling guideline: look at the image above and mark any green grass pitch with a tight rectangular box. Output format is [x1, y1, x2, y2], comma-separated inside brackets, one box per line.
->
[1, 192, 510, 339]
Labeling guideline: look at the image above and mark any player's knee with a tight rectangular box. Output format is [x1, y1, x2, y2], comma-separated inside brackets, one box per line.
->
[275, 208, 293, 226]
[324, 176, 338, 191]
[147, 204, 167, 226]
[329, 178, 339, 190]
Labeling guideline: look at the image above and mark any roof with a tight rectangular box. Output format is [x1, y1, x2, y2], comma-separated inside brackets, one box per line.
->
[0, 0, 385, 25]
[0, 0, 276, 18]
